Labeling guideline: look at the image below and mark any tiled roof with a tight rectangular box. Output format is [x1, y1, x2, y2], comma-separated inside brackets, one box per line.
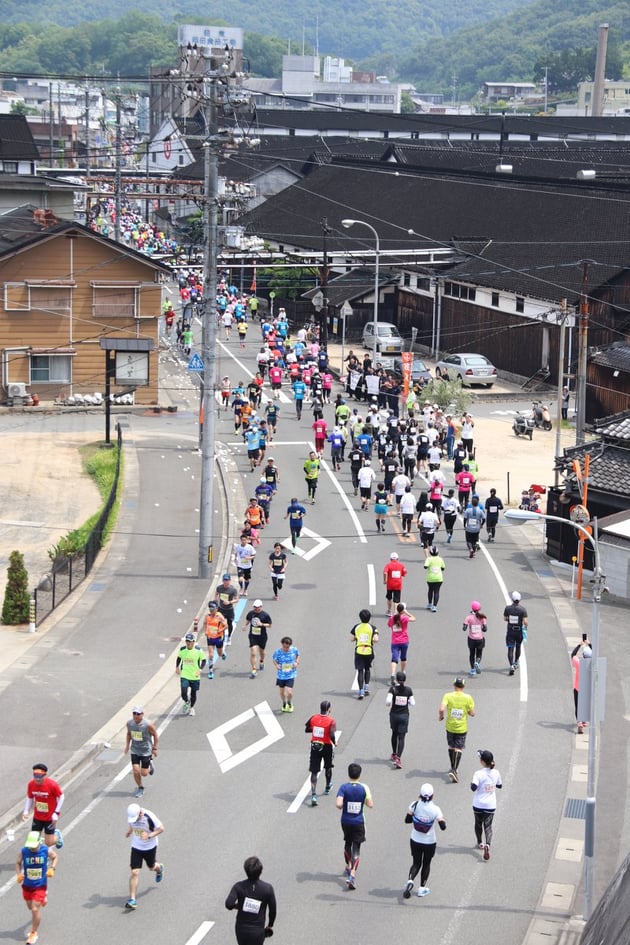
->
[236, 160, 630, 304]
[593, 407, 630, 441]
[556, 441, 630, 497]
[0, 114, 39, 161]
[302, 268, 400, 307]
[590, 343, 630, 373]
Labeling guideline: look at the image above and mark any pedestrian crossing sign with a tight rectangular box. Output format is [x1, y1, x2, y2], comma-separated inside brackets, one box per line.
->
[188, 353, 204, 372]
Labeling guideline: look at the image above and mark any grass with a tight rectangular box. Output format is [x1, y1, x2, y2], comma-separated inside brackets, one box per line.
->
[48, 442, 123, 559]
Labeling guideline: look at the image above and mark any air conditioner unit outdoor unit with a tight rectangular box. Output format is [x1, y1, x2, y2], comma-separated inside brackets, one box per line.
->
[8, 382, 27, 398]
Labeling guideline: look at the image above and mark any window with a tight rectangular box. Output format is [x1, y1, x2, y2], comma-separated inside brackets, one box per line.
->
[403, 273, 411, 287]
[92, 283, 138, 318]
[491, 291, 500, 307]
[30, 355, 72, 383]
[418, 277, 431, 292]
[29, 285, 71, 314]
[516, 296, 525, 313]
[2, 161, 18, 173]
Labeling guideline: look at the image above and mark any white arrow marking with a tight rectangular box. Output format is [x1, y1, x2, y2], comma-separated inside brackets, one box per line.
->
[184, 922, 215, 945]
[281, 526, 331, 561]
[287, 731, 343, 812]
[367, 563, 376, 606]
[207, 700, 284, 772]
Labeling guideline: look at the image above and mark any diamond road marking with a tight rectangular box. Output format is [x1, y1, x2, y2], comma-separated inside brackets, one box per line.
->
[282, 526, 331, 561]
[206, 700, 284, 773]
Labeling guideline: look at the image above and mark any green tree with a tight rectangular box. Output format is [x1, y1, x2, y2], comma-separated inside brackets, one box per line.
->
[400, 90, 416, 114]
[245, 32, 289, 78]
[2, 550, 30, 625]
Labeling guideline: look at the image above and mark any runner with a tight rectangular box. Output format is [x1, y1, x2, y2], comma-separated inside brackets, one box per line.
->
[357, 459, 376, 511]
[471, 749, 503, 861]
[124, 802, 164, 910]
[350, 608, 379, 699]
[463, 496, 485, 558]
[402, 783, 446, 899]
[503, 590, 528, 676]
[16, 830, 58, 944]
[22, 764, 64, 851]
[285, 497, 306, 552]
[268, 542, 288, 600]
[175, 633, 206, 716]
[262, 455, 280, 494]
[484, 488, 504, 542]
[244, 497, 264, 545]
[424, 545, 445, 612]
[328, 426, 344, 471]
[418, 503, 440, 557]
[124, 707, 158, 798]
[303, 450, 320, 504]
[243, 599, 273, 678]
[388, 601, 415, 681]
[383, 552, 407, 616]
[438, 677, 476, 782]
[233, 533, 257, 596]
[272, 636, 300, 713]
[255, 477, 274, 526]
[399, 485, 416, 535]
[221, 375, 231, 411]
[348, 442, 364, 496]
[373, 481, 389, 533]
[292, 374, 306, 419]
[463, 600, 487, 676]
[305, 700, 337, 806]
[205, 601, 228, 679]
[225, 856, 276, 945]
[336, 763, 374, 890]
[216, 572, 239, 645]
[441, 488, 458, 544]
[386, 671, 415, 769]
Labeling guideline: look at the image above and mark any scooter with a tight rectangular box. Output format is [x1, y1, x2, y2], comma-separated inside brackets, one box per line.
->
[532, 402, 552, 431]
[513, 411, 534, 439]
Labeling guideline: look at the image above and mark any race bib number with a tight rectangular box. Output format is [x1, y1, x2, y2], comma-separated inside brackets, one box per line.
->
[358, 633, 370, 644]
[312, 726, 325, 739]
[35, 801, 48, 813]
[394, 695, 408, 707]
[450, 708, 464, 720]
[131, 730, 142, 741]
[509, 615, 519, 624]
[243, 897, 262, 914]
[391, 570, 401, 579]
[27, 868, 43, 880]
[346, 801, 362, 815]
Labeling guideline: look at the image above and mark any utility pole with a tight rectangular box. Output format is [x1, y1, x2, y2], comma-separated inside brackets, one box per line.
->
[114, 92, 122, 242]
[320, 217, 330, 349]
[576, 263, 589, 446]
[84, 82, 91, 177]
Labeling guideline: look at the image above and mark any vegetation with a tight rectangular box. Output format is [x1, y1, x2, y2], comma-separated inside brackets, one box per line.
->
[47, 442, 122, 561]
[2, 550, 30, 625]
[258, 265, 319, 301]
[421, 378, 471, 415]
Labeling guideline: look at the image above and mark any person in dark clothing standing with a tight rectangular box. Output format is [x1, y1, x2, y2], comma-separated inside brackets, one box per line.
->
[386, 671, 415, 769]
[225, 856, 276, 945]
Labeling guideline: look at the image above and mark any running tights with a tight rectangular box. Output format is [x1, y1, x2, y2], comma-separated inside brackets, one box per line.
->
[409, 839, 436, 886]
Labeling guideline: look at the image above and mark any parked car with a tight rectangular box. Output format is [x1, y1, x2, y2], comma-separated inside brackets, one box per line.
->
[434, 352, 497, 387]
[361, 321, 404, 355]
[391, 356, 432, 384]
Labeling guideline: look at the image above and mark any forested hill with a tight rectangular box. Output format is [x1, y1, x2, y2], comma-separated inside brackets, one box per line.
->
[399, 0, 630, 99]
[0, 0, 536, 66]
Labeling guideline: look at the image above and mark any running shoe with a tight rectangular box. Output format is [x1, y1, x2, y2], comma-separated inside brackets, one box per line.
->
[134, 786, 144, 798]
[125, 899, 137, 910]
[449, 769, 459, 783]
[274, 595, 279, 601]
[324, 783, 333, 795]
[311, 794, 318, 807]
[483, 845, 490, 860]
[208, 671, 214, 679]
[393, 755, 403, 769]
[149, 761, 155, 776]
[346, 875, 356, 890]
[431, 605, 437, 612]
[259, 662, 265, 672]
[281, 704, 288, 712]
[286, 704, 294, 712]
[358, 690, 364, 700]
[403, 880, 414, 899]
[26, 933, 38, 945]
[188, 707, 195, 717]
[514, 661, 519, 669]
[474, 661, 481, 675]
[222, 653, 227, 660]
[54, 828, 64, 849]
[509, 667, 515, 676]
[225, 636, 232, 646]
[155, 863, 164, 882]
[426, 603, 432, 610]
[364, 686, 369, 695]
[478, 842, 485, 849]
[250, 670, 257, 678]
[469, 667, 476, 676]
[390, 753, 397, 761]
[182, 701, 190, 714]
[417, 887, 430, 897]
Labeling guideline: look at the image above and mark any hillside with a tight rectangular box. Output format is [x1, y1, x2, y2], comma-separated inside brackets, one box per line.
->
[0, 0, 536, 66]
[399, 0, 630, 98]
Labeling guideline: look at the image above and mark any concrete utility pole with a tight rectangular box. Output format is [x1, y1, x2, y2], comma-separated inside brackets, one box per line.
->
[575, 263, 590, 446]
[114, 92, 122, 242]
[591, 24, 609, 117]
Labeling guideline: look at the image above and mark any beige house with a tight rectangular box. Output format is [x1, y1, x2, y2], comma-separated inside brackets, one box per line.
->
[0, 206, 168, 404]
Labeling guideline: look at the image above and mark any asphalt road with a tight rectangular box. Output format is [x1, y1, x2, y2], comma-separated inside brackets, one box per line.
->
[0, 335, 625, 945]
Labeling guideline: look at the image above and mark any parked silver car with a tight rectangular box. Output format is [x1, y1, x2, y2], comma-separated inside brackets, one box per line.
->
[434, 352, 497, 387]
[361, 321, 404, 355]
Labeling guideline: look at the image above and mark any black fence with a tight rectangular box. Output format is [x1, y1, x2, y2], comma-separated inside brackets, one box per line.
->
[34, 424, 123, 624]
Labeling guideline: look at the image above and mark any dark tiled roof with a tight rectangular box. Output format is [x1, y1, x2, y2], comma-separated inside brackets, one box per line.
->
[590, 343, 630, 373]
[236, 160, 630, 304]
[0, 114, 39, 161]
[556, 442, 630, 498]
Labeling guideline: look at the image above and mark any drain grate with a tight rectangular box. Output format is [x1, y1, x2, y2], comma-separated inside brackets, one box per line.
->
[565, 797, 587, 819]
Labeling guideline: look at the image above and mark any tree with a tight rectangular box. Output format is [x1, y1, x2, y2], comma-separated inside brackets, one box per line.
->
[2, 550, 30, 625]
[400, 91, 416, 114]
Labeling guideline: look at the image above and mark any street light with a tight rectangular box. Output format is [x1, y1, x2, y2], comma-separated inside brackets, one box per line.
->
[504, 508, 605, 921]
[341, 218, 380, 367]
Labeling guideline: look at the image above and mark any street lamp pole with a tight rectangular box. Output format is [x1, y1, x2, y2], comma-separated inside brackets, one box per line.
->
[341, 218, 380, 366]
[504, 508, 605, 920]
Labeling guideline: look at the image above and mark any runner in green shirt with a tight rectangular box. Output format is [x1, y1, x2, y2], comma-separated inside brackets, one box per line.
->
[438, 677, 475, 782]
[176, 633, 206, 716]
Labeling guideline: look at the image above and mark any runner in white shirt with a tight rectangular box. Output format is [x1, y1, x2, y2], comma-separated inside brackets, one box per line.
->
[391, 470, 411, 515]
[471, 749, 502, 861]
[403, 783, 446, 899]
[399, 487, 416, 535]
[357, 461, 377, 511]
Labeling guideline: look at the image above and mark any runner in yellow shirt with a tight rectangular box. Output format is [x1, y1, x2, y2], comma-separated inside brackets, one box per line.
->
[438, 677, 475, 782]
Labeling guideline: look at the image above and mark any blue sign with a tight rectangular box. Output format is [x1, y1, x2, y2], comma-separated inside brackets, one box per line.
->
[188, 353, 205, 373]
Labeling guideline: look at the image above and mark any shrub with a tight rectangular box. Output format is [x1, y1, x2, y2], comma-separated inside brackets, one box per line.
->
[2, 550, 30, 624]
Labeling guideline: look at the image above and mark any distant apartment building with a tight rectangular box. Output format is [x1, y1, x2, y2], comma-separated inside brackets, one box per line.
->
[481, 82, 537, 103]
[577, 79, 630, 116]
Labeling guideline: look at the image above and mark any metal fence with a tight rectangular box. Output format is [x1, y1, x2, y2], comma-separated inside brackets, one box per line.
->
[34, 423, 123, 624]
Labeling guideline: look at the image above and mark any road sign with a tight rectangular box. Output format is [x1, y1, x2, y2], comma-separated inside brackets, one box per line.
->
[188, 353, 204, 372]
[340, 301, 353, 317]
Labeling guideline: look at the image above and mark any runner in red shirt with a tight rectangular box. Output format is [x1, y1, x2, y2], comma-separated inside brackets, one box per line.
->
[22, 763, 64, 850]
[312, 417, 329, 456]
[383, 553, 408, 616]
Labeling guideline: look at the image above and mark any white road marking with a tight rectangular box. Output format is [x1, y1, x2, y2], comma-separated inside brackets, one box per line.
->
[367, 563, 376, 606]
[317, 454, 367, 544]
[184, 921, 215, 945]
[282, 526, 331, 561]
[217, 342, 291, 402]
[206, 700, 284, 773]
[287, 731, 342, 813]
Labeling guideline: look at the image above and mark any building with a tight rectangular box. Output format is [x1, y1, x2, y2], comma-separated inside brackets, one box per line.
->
[577, 80, 630, 116]
[0, 206, 168, 405]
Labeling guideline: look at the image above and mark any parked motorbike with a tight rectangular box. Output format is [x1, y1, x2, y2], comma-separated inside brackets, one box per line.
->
[531, 402, 552, 431]
[513, 411, 534, 439]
